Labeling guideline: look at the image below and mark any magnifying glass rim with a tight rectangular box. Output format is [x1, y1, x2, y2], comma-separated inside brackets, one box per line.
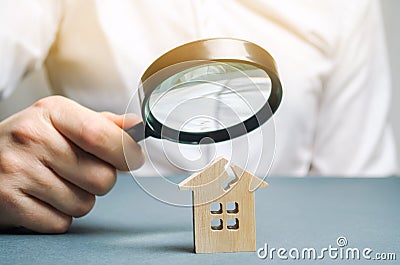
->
[139, 38, 283, 144]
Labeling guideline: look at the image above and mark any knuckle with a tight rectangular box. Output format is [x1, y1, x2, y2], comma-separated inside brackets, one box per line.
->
[0, 149, 24, 174]
[88, 164, 117, 196]
[33, 96, 65, 110]
[71, 194, 96, 218]
[0, 187, 20, 214]
[34, 176, 55, 195]
[9, 118, 44, 146]
[48, 216, 72, 234]
[0, 189, 30, 228]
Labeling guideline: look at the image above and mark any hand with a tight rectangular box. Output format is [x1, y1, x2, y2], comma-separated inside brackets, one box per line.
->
[0, 96, 145, 233]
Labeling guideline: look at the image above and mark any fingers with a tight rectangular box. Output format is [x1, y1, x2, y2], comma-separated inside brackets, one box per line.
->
[46, 141, 118, 196]
[23, 164, 96, 218]
[34, 96, 144, 171]
[0, 180, 72, 233]
[8, 106, 120, 196]
[42, 125, 118, 196]
[15, 192, 72, 234]
[0, 96, 146, 234]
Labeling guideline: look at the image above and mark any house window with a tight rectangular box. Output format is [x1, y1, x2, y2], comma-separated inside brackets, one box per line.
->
[210, 202, 222, 214]
[227, 218, 239, 230]
[226, 202, 239, 214]
[210, 202, 240, 231]
[211, 219, 223, 230]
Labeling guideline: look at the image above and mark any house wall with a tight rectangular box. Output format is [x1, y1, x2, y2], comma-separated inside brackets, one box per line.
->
[192, 178, 256, 253]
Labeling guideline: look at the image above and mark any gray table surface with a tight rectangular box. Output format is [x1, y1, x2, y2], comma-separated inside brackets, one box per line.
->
[1, 175, 399, 265]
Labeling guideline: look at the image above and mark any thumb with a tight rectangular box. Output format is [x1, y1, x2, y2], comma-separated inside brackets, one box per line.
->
[101, 112, 142, 129]
[101, 112, 145, 170]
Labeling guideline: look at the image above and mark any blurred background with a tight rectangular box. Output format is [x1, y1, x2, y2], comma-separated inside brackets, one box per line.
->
[0, 0, 399, 174]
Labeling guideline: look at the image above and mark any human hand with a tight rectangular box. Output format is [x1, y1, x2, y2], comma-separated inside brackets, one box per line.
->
[0, 96, 145, 233]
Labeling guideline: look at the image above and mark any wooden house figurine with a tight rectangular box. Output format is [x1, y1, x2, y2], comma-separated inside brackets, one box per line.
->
[178, 157, 268, 253]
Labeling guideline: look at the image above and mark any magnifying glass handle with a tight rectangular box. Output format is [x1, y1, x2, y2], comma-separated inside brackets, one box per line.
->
[125, 122, 146, 142]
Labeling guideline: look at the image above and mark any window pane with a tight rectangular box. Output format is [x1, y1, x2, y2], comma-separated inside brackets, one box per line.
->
[211, 219, 223, 230]
[226, 202, 239, 214]
[227, 218, 239, 230]
[210, 202, 223, 214]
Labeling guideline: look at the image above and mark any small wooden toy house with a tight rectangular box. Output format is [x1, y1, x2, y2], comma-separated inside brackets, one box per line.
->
[179, 157, 268, 253]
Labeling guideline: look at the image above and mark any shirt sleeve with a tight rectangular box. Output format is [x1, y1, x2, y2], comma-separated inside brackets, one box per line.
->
[0, 0, 62, 99]
[310, 0, 398, 176]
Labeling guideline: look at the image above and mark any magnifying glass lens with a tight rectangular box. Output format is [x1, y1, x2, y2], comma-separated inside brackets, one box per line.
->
[123, 38, 282, 206]
[147, 62, 271, 134]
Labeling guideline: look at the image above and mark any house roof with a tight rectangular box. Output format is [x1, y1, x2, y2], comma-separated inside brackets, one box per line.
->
[178, 157, 268, 192]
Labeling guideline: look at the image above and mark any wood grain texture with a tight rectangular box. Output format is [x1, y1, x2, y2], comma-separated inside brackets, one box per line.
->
[179, 157, 268, 253]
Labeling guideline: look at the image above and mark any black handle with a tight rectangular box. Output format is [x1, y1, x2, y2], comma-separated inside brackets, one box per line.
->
[124, 122, 146, 142]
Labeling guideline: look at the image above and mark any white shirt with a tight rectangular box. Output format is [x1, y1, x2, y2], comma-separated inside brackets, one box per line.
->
[0, 0, 398, 176]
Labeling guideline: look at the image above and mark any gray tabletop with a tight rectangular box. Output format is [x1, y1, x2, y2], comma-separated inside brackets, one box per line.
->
[1, 175, 399, 265]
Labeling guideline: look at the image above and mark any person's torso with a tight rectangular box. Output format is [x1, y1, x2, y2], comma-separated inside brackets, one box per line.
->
[45, 0, 338, 176]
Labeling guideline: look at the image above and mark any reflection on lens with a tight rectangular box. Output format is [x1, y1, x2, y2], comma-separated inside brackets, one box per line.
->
[148, 62, 271, 133]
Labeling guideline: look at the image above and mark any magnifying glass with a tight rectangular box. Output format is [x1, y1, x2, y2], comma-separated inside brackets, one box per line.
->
[124, 38, 282, 144]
